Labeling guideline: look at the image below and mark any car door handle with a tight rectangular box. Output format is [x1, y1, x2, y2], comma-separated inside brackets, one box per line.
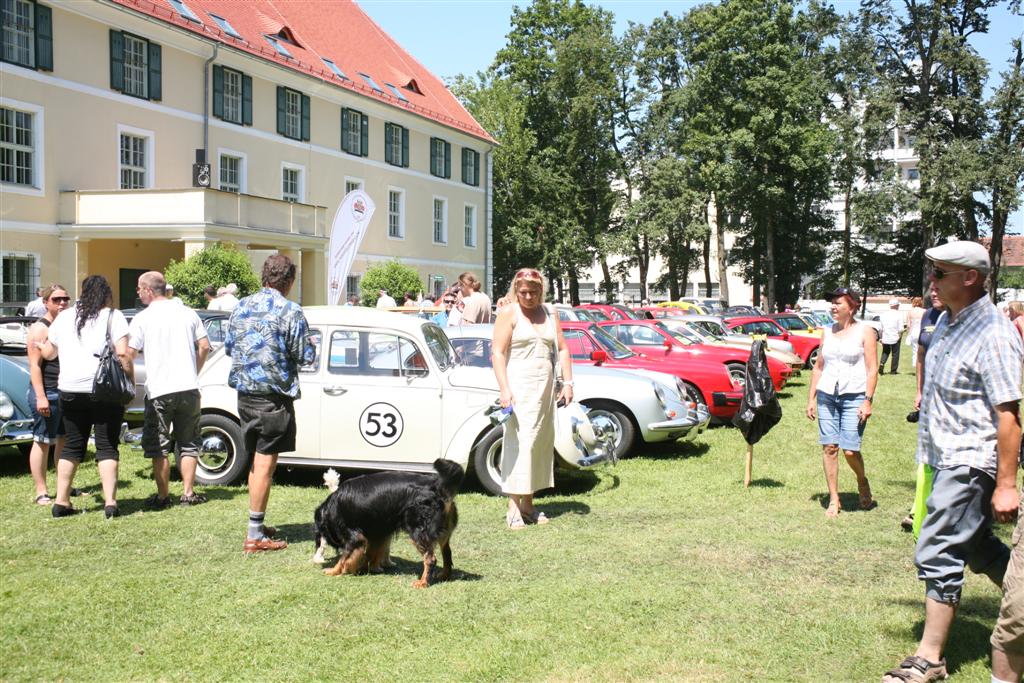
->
[323, 385, 347, 396]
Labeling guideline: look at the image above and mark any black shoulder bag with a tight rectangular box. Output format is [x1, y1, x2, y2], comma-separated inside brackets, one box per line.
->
[92, 311, 135, 405]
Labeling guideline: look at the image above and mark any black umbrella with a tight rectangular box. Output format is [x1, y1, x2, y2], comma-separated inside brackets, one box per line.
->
[730, 339, 783, 486]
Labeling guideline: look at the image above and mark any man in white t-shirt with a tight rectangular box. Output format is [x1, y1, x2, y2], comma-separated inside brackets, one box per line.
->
[879, 298, 906, 375]
[376, 289, 397, 308]
[128, 271, 211, 508]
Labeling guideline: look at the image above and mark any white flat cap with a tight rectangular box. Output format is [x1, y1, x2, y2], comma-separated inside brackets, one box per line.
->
[925, 240, 990, 273]
[888, 298, 899, 306]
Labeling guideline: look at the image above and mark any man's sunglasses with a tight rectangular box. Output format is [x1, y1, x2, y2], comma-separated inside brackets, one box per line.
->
[50, 296, 70, 303]
[931, 267, 970, 280]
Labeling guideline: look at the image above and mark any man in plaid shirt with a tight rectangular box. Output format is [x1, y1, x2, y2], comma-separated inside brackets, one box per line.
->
[883, 240, 1023, 683]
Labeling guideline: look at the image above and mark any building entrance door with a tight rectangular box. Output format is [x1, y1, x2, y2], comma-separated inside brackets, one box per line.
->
[119, 268, 147, 309]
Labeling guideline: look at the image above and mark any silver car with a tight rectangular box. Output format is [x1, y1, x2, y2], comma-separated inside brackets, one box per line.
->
[444, 324, 710, 461]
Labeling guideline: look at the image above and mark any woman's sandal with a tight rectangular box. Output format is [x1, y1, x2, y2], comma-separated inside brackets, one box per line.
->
[825, 500, 841, 518]
[506, 510, 527, 531]
[523, 510, 550, 525]
[881, 655, 948, 682]
[859, 480, 877, 510]
[34, 494, 53, 505]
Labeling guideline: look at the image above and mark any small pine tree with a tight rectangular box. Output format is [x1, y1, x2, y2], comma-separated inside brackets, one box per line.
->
[164, 243, 260, 308]
[359, 260, 424, 306]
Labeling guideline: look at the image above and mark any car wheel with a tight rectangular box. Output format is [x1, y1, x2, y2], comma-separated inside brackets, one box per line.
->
[726, 362, 747, 388]
[191, 413, 249, 486]
[471, 426, 504, 496]
[580, 400, 636, 460]
[681, 381, 708, 412]
[806, 347, 820, 369]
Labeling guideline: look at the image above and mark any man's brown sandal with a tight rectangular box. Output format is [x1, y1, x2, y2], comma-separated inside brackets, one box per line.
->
[881, 655, 947, 682]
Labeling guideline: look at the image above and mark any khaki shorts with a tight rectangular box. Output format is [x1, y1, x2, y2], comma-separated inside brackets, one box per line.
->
[992, 496, 1024, 655]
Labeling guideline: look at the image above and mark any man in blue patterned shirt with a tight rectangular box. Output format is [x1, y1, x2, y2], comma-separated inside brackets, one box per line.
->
[883, 241, 1023, 683]
[225, 254, 315, 554]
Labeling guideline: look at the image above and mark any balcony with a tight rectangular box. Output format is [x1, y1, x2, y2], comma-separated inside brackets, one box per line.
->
[59, 189, 328, 247]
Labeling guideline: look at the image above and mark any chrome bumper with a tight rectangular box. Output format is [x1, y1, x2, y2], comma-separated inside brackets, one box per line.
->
[0, 418, 34, 446]
[647, 404, 712, 441]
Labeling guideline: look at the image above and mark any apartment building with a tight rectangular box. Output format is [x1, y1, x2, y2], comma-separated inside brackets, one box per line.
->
[1, 0, 493, 308]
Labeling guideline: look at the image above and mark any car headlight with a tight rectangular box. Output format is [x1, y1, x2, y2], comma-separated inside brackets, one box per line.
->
[652, 382, 668, 409]
[0, 392, 14, 420]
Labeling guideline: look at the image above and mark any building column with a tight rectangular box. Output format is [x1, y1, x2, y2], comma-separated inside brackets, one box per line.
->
[183, 239, 211, 260]
[58, 238, 90, 299]
[301, 248, 324, 305]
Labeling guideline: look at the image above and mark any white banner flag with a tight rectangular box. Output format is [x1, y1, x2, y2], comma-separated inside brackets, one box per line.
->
[327, 190, 376, 305]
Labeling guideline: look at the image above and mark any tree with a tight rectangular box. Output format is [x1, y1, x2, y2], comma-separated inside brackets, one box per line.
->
[358, 260, 423, 306]
[164, 243, 259, 308]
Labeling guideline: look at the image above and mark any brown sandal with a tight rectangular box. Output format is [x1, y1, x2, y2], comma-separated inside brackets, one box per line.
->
[859, 480, 876, 510]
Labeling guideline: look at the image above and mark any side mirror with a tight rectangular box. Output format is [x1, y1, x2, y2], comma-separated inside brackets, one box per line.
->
[663, 339, 673, 350]
[590, 350, 608, 364]
[782, 332, 790, 340]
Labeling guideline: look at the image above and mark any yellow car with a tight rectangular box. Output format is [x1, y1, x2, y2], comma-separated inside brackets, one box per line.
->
[656, 301, 707, 315]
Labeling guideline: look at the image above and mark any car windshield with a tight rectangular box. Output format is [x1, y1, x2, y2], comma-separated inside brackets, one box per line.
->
[776, 317, 808, 331]
[581, 309, 609, 321]
[681, 322, 720, 342]
[693, 320, 729, 339]
[614, 306, 642, 320]
[587, 325, 635, 360]
[421, 323, 456, 370]
[655, 320, 702, 345]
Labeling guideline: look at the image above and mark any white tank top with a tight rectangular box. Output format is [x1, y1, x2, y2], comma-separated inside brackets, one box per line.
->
[817, 324, 867, 395]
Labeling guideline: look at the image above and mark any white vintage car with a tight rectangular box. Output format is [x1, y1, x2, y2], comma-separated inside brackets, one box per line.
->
[193, 307, 614, 494]
[444, 325, 710, 463]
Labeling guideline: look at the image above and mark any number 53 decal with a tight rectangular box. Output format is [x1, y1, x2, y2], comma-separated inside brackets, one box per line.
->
[359, 402, 404, 447]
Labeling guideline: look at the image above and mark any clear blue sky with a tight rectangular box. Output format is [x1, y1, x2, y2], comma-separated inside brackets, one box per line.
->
[361, 0, 1024, 234]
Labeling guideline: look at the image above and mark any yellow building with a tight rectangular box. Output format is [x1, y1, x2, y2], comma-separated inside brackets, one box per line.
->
[0, 0, 493, 308]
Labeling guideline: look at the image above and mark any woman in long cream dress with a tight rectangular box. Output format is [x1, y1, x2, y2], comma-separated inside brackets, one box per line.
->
[491, 268, 574, 529]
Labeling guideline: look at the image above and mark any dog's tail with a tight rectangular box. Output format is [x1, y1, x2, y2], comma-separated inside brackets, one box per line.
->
[323, 468, 341, 493]
[432, 459, 464, 499]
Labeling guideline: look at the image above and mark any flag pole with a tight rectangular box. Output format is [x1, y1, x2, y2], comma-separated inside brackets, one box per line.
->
[744, 443, 753, 487]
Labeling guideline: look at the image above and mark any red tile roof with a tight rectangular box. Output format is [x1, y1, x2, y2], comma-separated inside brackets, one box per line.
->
[981, 235, 1024, 267]
[111, 0, 494, 143]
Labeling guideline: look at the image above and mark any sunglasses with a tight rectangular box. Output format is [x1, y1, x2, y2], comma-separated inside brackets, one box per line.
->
[50, 296, 70, 303]
[515, 269, 542, 280]
[931, 267, 970, 280]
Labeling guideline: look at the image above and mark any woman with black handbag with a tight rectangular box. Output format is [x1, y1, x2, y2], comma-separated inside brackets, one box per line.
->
[37, 275, 133, 519]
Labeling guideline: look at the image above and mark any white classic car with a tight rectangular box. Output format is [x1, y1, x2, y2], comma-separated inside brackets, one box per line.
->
[444, 325, 711, 462]
[192, 307, 614, 494]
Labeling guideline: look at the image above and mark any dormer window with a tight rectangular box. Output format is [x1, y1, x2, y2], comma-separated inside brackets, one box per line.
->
[275, 26, 299, 46]
[403, 79, 422, 95]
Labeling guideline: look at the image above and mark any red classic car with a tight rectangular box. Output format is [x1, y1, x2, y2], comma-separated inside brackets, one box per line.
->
[559, 321, 744, 421]
[723, 316, 821, 367]
[595, 319, 791, 390]
[576, 303, 643, 321]
[637, 306, 689, 319]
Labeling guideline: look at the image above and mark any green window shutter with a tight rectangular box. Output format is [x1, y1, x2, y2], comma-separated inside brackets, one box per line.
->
[444, 141, 451, 178]
[301, 94, 311, 141]
[461, 148, 468, 183]
[360, 114, 368, 156]
[473, 151, 480, 186]
[401, 126, 409, 167]
[147, 42, 161, 100]
[34, 4, 53, 71]
[384, 123, 393, 165]
[242, 75, 253, 125]
[276, 86, 286, 136]
[109, 30, 124, 92]
[212, 65, 224, 119]
[340, 108, 349, 152]
[429, 137, 437, 175]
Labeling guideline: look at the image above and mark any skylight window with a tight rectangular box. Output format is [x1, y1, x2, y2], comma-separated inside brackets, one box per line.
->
[167, 0, 201, 23]
[386, 83, 408, 102]
[358, 72, 384, 94]
[264, 35, 292, 59]
[208, 13, 242, 39]
[323, 58, 348, 80]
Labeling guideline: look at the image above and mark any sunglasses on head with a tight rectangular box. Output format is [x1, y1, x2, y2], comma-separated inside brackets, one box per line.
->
[516, 269, 542, 280]
[50, 296, 70, 303]
[931, 267, 970, 280]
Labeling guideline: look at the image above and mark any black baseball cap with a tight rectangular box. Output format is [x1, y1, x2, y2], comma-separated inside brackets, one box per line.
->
[827, 287, 861, 304]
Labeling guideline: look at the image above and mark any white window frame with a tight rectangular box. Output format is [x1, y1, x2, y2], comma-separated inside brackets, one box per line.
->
[217, 148, 246, 194]
[0, 250, 39, 304]
[387, 186, 405, 240]
[0, 97, 43, 196]
[122, 32, 149, 99]
[344, 175, 364, 196]
[2, 0, 34, 67]
[343, 108, 362, 155]
[221, 67, 243, 125]
[432, 195, 448, 245]
[116, 123, 154, 189]
[283, 88, 301, 140]
[428, 274, 445, 299]
[385, 123, 403, 166]
[463, 203, 477, 248]
[345, 274, 360, 299]
[281, 161, 304, 203]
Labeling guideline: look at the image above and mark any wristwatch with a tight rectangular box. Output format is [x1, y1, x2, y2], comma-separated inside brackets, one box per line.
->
[864, 395, 873, 403]
[562, 380, 574, 387]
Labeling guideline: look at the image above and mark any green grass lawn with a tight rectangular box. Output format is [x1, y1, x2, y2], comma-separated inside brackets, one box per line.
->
[1, 369, 1016, 682]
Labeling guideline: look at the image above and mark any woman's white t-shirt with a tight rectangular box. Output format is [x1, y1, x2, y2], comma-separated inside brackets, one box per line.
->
[817, 323, 868, 395]
[48, 307, 129, 393]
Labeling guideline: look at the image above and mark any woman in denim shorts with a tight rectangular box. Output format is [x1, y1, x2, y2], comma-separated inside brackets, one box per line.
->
[805, 288, 879, 517]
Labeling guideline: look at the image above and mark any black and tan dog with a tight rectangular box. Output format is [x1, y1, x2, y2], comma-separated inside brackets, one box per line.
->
[312, 459, 463, 588]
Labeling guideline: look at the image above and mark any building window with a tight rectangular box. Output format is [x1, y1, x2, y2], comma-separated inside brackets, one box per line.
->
[1, 253, 35, 303]
[119, 133, 147, 189]
[429, 275, 444, 299]
[276, 87, 309, 141]
[219, 154, 241, 193]
[110, 31, 161, 101]
[344, 177, 363, 195]
[0, 105, 34, 186]
[166, 0, 201, 23]
[432, 197, 447, 244]
[2, 0, 49, 70]
[345, 275, 359, 299]
[207, 13, 241, 40]
[462, 148, 480, 186]
[282, 165, 302, 202]
[464, 204, 477, 248]
[430, 137, 450, 178]
[213, 66, 251, 126]
[387, 188, 404, 238]
[906, 167, 920, 181]
[384, 122, 408, 167]
[340, 107, 367, 156]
